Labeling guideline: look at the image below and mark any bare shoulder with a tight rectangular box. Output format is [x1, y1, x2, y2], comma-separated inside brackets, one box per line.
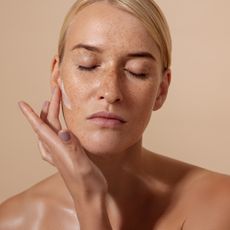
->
[148, 150, 230, 229]
[178, 169, 230, 229]
[0, 173, 77, 230]
[180, 169, 230, 204]
[0, 190, 30, 230]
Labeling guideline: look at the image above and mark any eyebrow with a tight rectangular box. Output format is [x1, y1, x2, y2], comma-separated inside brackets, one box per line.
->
[71, 43, 102, 53]
[127, 52, 156, 61]
[71, 43, 156, 61]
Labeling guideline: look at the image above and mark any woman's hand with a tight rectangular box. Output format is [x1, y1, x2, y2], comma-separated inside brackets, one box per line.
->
[18, 86, 112, 230]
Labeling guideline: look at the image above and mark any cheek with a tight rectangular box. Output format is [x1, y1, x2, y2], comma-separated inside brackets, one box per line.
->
[131, 81, 157, 111]
[59, 63, 88, 109]
[130, 84, 158, 127]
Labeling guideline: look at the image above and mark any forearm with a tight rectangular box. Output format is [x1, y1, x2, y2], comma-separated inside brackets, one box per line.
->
[74, 195, 113, 230]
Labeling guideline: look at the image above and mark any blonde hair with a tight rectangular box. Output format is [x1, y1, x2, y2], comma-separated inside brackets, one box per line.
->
[58, 0, 172, 70]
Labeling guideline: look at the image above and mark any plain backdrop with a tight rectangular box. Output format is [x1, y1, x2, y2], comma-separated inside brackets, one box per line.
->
[0, 0, 229, 203]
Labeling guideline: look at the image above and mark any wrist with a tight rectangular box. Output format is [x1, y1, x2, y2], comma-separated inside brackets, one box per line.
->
[74, 194, 112, 230]
[74, 193, 107, 214]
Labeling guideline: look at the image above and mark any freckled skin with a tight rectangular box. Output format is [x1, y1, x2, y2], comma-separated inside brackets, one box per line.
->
[58, 2, 164, 155]
[1, 2, 230, 230]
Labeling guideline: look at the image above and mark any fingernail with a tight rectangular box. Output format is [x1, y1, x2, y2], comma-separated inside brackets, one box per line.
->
[17, 101, 22, 107]
[59, 131, 71, 142]
[17, 101, 25, 111]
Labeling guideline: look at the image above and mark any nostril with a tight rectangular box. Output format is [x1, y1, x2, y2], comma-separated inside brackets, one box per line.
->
[97, 80, 123, 103]
[99, 94, 121, 104]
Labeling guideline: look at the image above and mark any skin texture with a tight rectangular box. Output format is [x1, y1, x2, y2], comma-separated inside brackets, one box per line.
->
[1, 2, 230, 230]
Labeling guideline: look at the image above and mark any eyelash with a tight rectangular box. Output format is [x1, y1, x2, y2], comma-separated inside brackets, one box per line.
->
[77, 66, 147, 79]
[124, 69, 147, 78]
[78, 65, 99, 71]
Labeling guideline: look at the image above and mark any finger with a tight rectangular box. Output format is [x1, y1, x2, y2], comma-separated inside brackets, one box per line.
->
[18, 101, 80, 167]
[39, 101, 56, 166]
[18, 101, 62, 148]
[40, 101, 50, 122]
[47, 86, 62, 132]
[18, 101, 93, 177]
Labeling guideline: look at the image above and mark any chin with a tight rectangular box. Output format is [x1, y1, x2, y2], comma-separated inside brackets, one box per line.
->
[77, 131, 131, 155]
[84, 146, 120, 156]
[83, 139, 125, 156]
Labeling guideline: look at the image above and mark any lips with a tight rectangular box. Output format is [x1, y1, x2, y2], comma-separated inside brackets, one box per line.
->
[87, 111, 127, 123]
[86, 111, 127, 128]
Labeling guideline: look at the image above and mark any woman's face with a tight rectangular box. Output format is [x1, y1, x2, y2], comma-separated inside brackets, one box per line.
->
[53, 2, 170, 155]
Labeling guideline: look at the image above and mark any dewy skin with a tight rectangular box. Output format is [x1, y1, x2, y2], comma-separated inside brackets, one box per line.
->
[58, 78, 72, 110]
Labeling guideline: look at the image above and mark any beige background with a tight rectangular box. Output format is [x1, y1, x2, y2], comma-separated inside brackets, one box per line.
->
[0, 0, 229, 203]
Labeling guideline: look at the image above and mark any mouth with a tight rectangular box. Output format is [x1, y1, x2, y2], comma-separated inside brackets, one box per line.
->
[87, 111, 127, 128]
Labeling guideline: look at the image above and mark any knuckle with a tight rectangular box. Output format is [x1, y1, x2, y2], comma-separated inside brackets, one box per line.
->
[34, 121, 46, 135]
[67, 144, 78, 152]
[47, 114, 59, 124]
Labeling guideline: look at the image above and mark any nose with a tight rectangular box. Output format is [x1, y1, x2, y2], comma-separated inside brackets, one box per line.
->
[97, 70, 123, 104]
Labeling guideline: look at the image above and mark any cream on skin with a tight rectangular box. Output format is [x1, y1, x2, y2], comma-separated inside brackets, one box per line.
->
[58, 78, 72, 110]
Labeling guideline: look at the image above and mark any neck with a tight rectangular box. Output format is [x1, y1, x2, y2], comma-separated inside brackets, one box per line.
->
[86, 139, 144, 196]
[85, 140, 157, 229]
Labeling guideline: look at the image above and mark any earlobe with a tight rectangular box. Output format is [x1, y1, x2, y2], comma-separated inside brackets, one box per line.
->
[153, 96, 164, 111]
[50, 55, 61, 93]
[153, 69, 171, 111]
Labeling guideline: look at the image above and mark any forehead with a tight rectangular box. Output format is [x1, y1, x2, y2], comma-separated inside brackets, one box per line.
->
[65, 2, 160, 59]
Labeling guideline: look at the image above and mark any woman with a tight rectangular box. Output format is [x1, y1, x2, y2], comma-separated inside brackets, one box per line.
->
[0, 0, 230, 229]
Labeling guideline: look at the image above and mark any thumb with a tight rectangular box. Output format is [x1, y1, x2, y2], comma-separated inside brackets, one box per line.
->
[58, 129, 82, 146]
[58, 129, 83, 154]
[57, 129, 93, 176]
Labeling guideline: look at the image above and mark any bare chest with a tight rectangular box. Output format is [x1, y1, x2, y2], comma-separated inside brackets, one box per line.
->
[38, 192, 186, 230]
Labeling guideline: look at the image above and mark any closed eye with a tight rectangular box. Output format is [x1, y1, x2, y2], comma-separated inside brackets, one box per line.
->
[124, 69, 147, 79]
[78, 65, 99, 71]
[78, 66, 147, 79]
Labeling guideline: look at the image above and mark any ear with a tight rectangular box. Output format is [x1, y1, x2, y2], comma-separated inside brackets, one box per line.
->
[50, 55, 61, 93]
[153, 68, 171, 111]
